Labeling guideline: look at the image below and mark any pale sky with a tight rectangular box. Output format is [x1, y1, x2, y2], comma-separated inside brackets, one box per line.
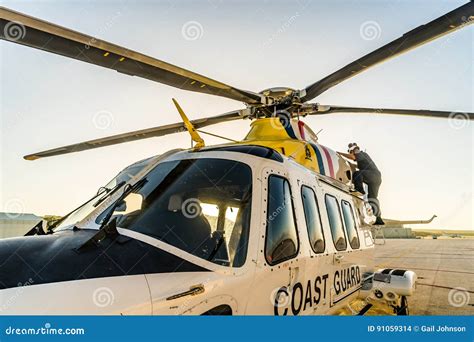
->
[0, 0, 472, 230]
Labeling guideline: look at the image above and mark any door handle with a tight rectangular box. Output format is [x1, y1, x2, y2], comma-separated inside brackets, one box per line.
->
[166, 284, 205, 301]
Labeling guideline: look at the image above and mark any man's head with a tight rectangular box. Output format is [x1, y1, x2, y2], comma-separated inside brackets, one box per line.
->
[348, 142, 360, 155]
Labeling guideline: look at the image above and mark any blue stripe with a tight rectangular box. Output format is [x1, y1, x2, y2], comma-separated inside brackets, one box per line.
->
[281, 118, 297, 139]
[310, 143, 325, 175]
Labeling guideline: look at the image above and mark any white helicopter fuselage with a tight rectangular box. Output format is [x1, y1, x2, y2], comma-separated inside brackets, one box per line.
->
[0, 148, 376, 315]
[0, 0, 467, 316]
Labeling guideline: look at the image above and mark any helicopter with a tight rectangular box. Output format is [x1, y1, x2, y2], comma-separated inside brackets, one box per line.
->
[0, 2, 473, 315]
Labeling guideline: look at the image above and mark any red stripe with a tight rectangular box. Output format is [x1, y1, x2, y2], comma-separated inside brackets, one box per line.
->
[298, 121, 306, 140]
[320, 145, 335, 178]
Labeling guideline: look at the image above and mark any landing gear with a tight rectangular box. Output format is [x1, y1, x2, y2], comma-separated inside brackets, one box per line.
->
[393, 296, 409, 315]
[357, 303, 373, 315]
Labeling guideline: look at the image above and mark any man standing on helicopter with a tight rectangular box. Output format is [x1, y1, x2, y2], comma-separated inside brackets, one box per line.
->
[338, 143, 385, 225]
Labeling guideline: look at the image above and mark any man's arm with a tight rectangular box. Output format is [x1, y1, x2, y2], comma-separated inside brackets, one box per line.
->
[337, 151, 356, 161]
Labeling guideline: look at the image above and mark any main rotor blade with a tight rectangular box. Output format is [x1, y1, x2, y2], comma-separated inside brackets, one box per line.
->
[24, 109, 246, 160]
[0, 7, 263, 105]
[308, 105, 474, 120]
[301, 2, 473, 102]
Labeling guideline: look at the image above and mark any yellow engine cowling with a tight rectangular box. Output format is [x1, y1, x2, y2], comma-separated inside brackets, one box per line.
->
[242, 118, 353, 185]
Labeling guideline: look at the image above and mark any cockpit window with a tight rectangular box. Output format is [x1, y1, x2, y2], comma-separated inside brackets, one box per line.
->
[96, 158, 252, 267]
[54, 157, 155, 231]
[102, 157, 154, 190]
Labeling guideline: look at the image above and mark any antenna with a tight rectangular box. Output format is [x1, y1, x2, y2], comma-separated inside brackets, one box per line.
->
[172, 98, 205, 149]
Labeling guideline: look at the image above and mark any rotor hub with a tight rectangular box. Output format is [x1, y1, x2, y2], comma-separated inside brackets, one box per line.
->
[259, 87, 300, 104]
[255, 87, 303, 117]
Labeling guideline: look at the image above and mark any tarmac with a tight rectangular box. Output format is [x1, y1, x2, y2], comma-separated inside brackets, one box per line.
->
[370, 238, 474, 315]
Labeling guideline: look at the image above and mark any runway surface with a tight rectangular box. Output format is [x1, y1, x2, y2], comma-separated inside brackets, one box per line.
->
[371, 238, 474, 315]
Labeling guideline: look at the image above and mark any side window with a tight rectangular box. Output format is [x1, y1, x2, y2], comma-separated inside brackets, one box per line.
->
[341, 200, 360, 249]
[301, 186, 325, 253]
[324, 194, 347, 251]
[265, 175, 299, 265]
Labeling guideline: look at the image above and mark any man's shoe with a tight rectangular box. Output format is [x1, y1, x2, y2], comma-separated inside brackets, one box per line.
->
[351, 188, 365, 195]
[375, 217, 385, 225]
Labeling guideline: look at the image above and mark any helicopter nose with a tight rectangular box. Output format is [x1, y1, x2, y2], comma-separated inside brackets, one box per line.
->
[0, 235, 35, 290]
[0, 231, 79, 290]
[0, 228, 211, 292]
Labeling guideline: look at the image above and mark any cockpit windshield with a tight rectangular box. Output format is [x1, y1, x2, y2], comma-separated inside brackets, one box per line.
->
[95, 158, 253, 267]
[54, 157, 155, 231]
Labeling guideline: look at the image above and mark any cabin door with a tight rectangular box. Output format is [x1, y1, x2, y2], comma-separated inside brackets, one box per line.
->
[245, 168, 306, 315]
